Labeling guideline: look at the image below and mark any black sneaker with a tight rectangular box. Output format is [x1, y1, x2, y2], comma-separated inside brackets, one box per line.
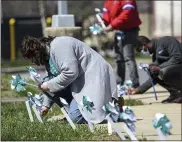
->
[162, 90, 181, 104]
[173, 97, 182, 103]
[161, 96, 177, 104]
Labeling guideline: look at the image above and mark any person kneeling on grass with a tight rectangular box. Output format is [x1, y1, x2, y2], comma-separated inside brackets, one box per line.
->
[128, 36, 182, 103]
[21, 36, 119, 124]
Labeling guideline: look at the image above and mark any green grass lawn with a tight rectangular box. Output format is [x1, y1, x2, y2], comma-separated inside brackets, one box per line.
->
[1, 102, 122, 141]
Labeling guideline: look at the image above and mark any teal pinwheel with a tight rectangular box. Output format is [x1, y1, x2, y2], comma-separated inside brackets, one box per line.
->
[153, 113, 172, 136]
[27, 92, 43, 112]
[117, 80, 133, 97]
[103, 102, 137, 132]
[10, 74, 38, 92]
[89, 23, 103, 35]
[10, 74, 26, 92]
[119, 106, 137, 133]
[82, 96, 95, 113]
[123, 106, 136, 121]
[103, 101, 119, 115]
[27, 66, 37, 73]
[103, 101, 120, 122]
[124, 80, 133, 88]
[27, 66, 42, 83]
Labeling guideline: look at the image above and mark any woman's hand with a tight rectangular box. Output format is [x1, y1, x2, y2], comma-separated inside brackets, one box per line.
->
[39, 82, 49, 91]
[40, 105, 49, 116]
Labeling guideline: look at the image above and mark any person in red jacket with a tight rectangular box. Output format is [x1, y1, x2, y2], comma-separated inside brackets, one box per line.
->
[102, 0, 142, 88]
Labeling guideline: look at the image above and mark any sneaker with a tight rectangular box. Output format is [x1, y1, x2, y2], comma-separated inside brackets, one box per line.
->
[173, 97, 182, 103]
[161, 96, 176, 104]
[173, 91, 182, 103]
[162, 91, 180, 104]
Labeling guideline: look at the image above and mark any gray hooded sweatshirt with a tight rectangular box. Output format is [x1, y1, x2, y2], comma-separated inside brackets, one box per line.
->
[45, 36, 117, 124]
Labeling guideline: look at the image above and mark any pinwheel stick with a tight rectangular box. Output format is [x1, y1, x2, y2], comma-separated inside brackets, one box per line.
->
[25, 82, 38, 88]
[139, 64, 158, 100]
[25, 101, 34, 122]
[106, 114, 126, 140]
[60, 107, 76, 130]
[122, 123, 138, 141]
[156, 128, 166, 141]
[144, 67, 158, 100]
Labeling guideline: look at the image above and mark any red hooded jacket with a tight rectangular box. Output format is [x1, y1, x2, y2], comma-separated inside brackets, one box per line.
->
[102, 0, 142, 30]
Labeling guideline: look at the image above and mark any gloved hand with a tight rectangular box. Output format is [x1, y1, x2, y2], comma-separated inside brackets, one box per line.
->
[149, 65, 161, 76]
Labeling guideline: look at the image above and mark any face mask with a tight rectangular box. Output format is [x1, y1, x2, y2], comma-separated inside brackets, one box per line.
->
[140, 46, 150, 56]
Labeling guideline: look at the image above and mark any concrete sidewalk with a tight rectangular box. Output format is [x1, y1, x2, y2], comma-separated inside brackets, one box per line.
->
[129, 104, 181, 141]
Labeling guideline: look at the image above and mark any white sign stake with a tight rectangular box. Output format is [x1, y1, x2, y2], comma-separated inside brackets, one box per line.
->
[123, 123, 138, 141]
[108, 121, 113, 135]
[31, 104, 43, 123]
[106, 115, 126, 140]
[60, 107, 76, 130]
[25, 101, 34, 122]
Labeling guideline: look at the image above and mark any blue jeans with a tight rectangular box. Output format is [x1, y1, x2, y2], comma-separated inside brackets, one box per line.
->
[68, 99, 87, 124]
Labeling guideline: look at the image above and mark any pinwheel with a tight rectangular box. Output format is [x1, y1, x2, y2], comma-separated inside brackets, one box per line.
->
[103, 102, 138, 141]
[10, 74, 38, 92]
[89, 8, 106, 35]
[139, 63, 158, 100]
[27, 66, 42, 83]
[25, 92, 43, 123]
[103, 102, 126, 140]
[153, 113, 172, 140]
[89, 23, 104, 35]
[119, 106, 137, 140]
[117, 80, 133, 98]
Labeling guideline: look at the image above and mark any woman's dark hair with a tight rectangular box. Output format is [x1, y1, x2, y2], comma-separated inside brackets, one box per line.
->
[21, 36, 55, 65]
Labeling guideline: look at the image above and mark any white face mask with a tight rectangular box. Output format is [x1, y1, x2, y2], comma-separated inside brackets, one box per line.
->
[140, 46, 150, 56]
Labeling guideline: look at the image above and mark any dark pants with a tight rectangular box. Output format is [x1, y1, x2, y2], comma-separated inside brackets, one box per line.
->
[114, 27, 140, 87]
[154, 64, 182, 95]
